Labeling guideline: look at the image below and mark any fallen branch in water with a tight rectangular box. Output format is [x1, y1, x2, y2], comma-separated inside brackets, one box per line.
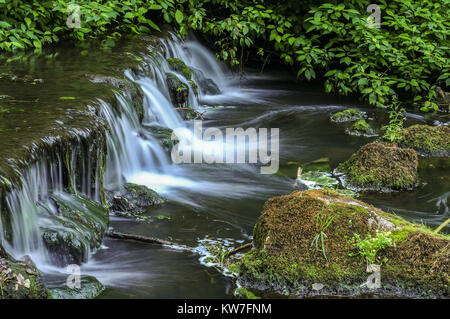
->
[105, 229, 194, 252]
[225, 243, 253, 258]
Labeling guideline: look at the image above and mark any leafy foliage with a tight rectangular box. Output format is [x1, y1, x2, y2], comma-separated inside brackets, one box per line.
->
[0, 0, 448, 111]
[348, 231, 393, 265]
[381, 100, 405, 144]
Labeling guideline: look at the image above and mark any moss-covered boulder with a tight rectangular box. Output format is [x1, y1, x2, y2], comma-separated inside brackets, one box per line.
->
[166, 72, 189, 107]
[397, 124, 450, 157]
[337, 142, 418, 191]
[0, 252, 49, 299]
[41, 194, 109, 266]
[123, 183, 167, 208]
[238, 189, 449, 298]
[345, 120, 376, 137]
[330, 108, 365, 123]
[167, 58, 192, 80]
[49, 275, 105, 299]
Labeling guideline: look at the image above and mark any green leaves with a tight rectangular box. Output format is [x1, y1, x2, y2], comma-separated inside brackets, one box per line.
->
[175, 10, 184, 25]
[0, 0, 446, 115]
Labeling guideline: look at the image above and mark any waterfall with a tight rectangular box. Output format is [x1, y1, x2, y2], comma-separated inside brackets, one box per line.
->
[0, 140, 104, 267]
[0, 34, 229, 268]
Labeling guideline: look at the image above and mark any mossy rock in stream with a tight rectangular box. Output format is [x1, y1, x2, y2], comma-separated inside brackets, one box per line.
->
[0, 252, 49, 299]
[41, 193, 109, 266]
[238, 189, 450, 298]
[49, 275, 105, 299]
[123, 183, 167, 208]
[145, 125, 178, 151]
[397, 124, 450, 157]
[167, 58, 192, 80]
[337, 142, 418, 191]
[330, 108, 365, 123]
[166, 72, 189, 107]
[345, 120, 376, 137]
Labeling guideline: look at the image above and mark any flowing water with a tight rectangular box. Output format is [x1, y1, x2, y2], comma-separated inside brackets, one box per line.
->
[0, 33, 449, 298]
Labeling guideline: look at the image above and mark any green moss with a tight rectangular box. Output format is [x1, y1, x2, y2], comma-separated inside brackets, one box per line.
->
[166, 72, 189, 107]
[0, 255, 49, 299]
[330, 108, 365, 123]
[399, 124, 450, 157]
[338, 142, 418, 190]
[234, 287, 261, 299]
[239, 189, 450, 298]
[346, 119, 376, 137]
[146, 125, 177, 150]
[41, 193, 109, 266]
[49, 275, 105, 299]
[167, 58, 192, 80]
[123, 183, 167, 207]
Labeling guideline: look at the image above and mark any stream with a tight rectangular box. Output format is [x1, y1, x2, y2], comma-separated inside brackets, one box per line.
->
[0, 33, 448, 299]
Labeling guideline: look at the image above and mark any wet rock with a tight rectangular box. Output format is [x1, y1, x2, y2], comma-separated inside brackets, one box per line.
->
[110, 195, 136, 213]
[198, 77, 221, 95]
[397, 124, 450, 157]
[123, 183, 167, 208]
[190, 69, 221, 96]
[238, 189, 450, 298]
[337, 142, 418, 191]
[0, 251, 48, 299]
[145, 125, 178, 151]
[167, 58, 192, 80]
[166, 72, 189, 107]
[176, 107, 202, 120]
[41, 194, 109, 266]
[49, 275, 105, 299]
[345, 120, 376, 137]
[330, 108, 365, 123]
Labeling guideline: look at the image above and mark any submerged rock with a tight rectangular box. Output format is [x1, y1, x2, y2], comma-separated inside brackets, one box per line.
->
[41, 194, 109, 266]
[397, 124, 450, 157]
[0, 250, 48, 299]
[330, 108, 365, 123]
[345, 119, 376, 137]
[167, 58, 192, 80]
[337, 142, 418, 191]
[166, 72, 189, 107]
[49, 275, 105, 299]
[238, 189, 450, 298]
